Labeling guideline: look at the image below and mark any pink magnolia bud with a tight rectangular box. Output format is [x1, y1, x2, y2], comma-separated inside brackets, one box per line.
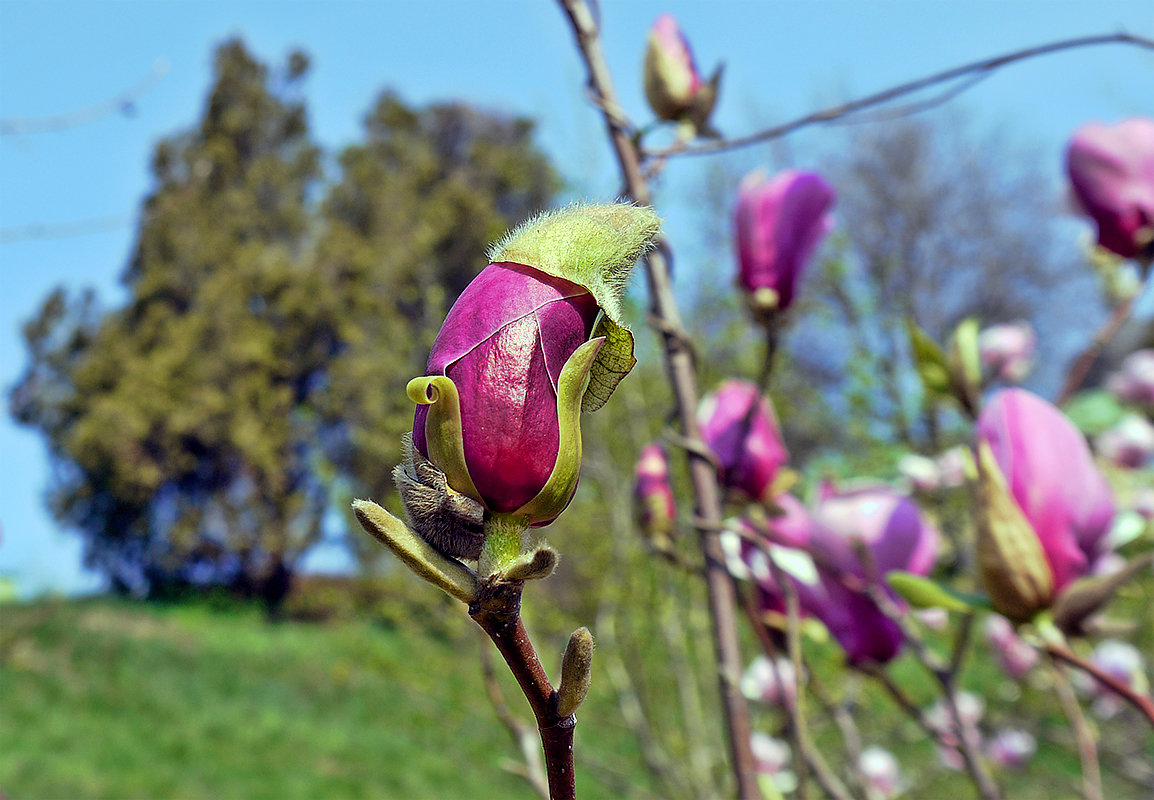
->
[634, 443, 676, 542]
[984, 614, 1039, 680]
[976, 389, 1115, 600]
[1095, 414, 1154, 468]
[986, 729, 1036, 770]
[698, 380, 788, 502]
[741, 655, 797, 708]
[1066, 117, 1154, 260]
[414, 263, 600, 518]
[643, 15, 721, 130]
[978, 321, 1036, 383]
[1106, 349, 1154, 406]
[735, 169, 835, 315]
[857, 747, 903, 799]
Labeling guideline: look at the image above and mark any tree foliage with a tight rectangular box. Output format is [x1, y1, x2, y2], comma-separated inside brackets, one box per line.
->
[10, 39, 558, 602]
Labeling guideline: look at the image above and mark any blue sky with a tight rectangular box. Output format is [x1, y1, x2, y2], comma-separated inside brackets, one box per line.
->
[1, 1, 1151, 595]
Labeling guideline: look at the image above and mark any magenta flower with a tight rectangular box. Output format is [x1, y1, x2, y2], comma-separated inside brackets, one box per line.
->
[978, 321, 1036, 383]
[976, 389, 1116, 596]
[1106, 349, 1154, 406]
[741, 486, 939, 665]
[1066, 117, 1154, 260]
[698, 380, 788, 502]
[413, 263, 599, 519]
[735, 169, 835, 315]
[635, 442, 676, 541]
[643, 14, 720, 130]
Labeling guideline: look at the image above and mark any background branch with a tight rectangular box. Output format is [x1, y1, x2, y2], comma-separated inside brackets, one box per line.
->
[557, 1, 763, 796]
[647, 33, 1154, 158]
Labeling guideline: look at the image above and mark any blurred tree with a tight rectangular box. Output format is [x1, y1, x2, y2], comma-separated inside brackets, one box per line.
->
[9, 40, 560, 605]
[11, 39, 323, 608]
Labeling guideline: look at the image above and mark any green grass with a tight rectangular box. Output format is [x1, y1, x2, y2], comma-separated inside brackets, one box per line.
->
[0, 596, 650, 800]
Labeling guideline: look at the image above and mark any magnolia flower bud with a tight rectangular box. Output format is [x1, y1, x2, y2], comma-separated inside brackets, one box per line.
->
[978, 321, 1036, 384]
[698, 380, 788, 503]
[643, 14, 722, 133]
[634, 442, 676, 547]
[975, 389, 1115, 621]
[1066, 117, 1154, 261]
[1106, 349, 1154, 406]
[408, 204, 660, 532]
[1095, 413, 1154, 468]
[984, 614, 1038, 680]
[735, 169, 835, 317]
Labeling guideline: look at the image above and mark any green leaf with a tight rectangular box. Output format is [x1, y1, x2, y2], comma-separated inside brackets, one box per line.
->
[1061, 389, 1125, 434]
[906, 319, 951, 396]
[886, 570, 981, 613]
[582, 315, 636, 413]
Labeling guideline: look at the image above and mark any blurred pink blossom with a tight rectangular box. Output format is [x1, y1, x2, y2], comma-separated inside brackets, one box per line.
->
[698, 380, 788, 502]
[634, 442, 676, 540]
[1078, 639, 1150, 719]
[741, 655, 797, 708]
[978, 321, 1036, 383]
[976, 389, 1115, 595]
[984, 614, 1038, 680]
[1066, 117, 1154, 260]
[1095, 414, 1154, 468]
[985, 729, 1036, 770]
[1106, 349, 1154, 406]
[735, 169, 835, 314]
[858, 746, 903, 799]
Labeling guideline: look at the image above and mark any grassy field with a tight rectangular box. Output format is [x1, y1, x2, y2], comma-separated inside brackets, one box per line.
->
[1, 593, 1150, 799]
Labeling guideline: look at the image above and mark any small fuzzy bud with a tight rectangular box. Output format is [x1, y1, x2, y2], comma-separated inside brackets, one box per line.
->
[557, 627, 594, 717]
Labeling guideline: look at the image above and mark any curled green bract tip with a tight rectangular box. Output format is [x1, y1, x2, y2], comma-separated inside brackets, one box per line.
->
[406, 376, 483, 504]
[515, 337, 603, 524]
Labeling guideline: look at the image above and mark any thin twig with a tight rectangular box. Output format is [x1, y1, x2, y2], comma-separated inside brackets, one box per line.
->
[557, 2, 762, 796]
[1048, 652, 1103, 800]
[1045, 640, 1154, 728]
[646, 33, 1154, 158]
[1055, 272, 1149, 406]
[477, 631, 551, 800]
[1, 59, 169, 135]
[470, 579, 576, 800]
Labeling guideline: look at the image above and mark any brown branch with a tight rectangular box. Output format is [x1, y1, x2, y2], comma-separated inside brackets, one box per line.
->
[470, 579, 576, 800]
[1046, 640, 1154, 728]
[1048, 652, 1103, 800]
[557, 1, 763, 796]
[1055, 272, 1149, 406]
[647, 33, 1154, 159]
